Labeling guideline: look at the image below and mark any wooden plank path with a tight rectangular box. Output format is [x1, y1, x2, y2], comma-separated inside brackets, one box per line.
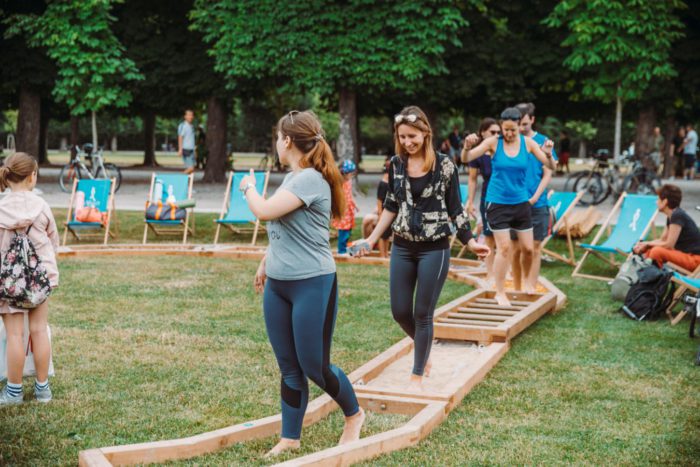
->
[62, 244, 564, 466]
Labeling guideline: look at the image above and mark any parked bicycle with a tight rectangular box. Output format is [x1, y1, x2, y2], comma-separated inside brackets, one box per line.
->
[566, 150, 661, 206]
[59, 144, 123, 193]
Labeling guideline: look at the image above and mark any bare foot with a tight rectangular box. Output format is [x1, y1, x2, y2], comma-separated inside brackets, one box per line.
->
[406, 374, 425, 392]
[264, 438, 300, 458]
[523, 283, 536, 295]
[338, 407, 365, 445]
[424, 357, 433, 378]
[494, 293, 511, 307]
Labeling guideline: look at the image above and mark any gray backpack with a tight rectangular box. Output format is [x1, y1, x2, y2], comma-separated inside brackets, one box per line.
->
[611, 254, 652, 302]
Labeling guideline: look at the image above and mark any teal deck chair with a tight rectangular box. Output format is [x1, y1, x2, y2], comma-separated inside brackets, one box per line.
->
[143, 173, 194, 244]
[214, 170, 270, 245]
[540, 190, 584, 266]
[666, 270, 700, 325]
[572, 193, 658, 281]
[459, 183, 468, 206]
[63, 178, 116, 245]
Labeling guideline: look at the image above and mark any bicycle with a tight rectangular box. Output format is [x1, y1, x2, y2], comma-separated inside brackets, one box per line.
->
[59, 144, 123, 193]
[569, 151, 661, 206]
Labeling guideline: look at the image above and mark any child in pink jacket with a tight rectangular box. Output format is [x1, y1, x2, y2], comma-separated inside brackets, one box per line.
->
[0, 152, 59, 405]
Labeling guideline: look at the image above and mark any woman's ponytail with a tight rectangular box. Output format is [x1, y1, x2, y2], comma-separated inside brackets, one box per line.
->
[278, 111, 347, 220]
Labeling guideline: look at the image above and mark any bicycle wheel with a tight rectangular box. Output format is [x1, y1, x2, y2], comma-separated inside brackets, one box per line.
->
[59, 164, 81, 193]
[573, 171, 607, 206]
[622, 172, 660, 196]
[102, 163, 123, 192]
[563, 171, 583, 192]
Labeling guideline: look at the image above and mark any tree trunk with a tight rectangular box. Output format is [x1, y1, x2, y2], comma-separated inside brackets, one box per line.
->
[663, 115, 676, 179]
[16, 86, 41, 159]
[634, 105, 655, 157]
[203, 96, 228, 183]
[91, 110, 98, 149]
[70, 116, 80, 158]
[578, 140, 587, 159]
[614, 93, 623, 159]
[338, 88, 358, 163]
[142, 111, 158, 167]
[37, 98, 50, 164]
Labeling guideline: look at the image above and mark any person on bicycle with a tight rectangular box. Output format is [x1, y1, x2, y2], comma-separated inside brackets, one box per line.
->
[462, 107, 556, 306]
[510, 103, 557, 292]
[178, 109, 196, 175]
[633, 184, 700, 271]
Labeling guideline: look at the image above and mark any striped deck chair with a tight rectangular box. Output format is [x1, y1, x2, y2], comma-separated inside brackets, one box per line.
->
[540, 190, 585, 266]
[572, 193, 658, 281]
[214, 170, 270, 245]
[143, 173, 194, 244]
[62, 178, 116, 245]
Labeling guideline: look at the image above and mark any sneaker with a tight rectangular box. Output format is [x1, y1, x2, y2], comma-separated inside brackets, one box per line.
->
[0, 387, 23, 406]
[34, 385, 52, 404]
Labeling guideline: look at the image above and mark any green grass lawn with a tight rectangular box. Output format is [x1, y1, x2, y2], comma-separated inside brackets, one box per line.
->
[0, 214, 698, 466]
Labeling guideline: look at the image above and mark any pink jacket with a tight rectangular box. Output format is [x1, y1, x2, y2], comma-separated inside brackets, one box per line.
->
[0, 191, 59, 287]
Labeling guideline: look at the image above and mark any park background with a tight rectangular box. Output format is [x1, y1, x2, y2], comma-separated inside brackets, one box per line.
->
[0, 1, 699, 466]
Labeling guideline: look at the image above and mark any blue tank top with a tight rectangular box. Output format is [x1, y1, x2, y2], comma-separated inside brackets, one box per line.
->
[485, 135, 529, 205]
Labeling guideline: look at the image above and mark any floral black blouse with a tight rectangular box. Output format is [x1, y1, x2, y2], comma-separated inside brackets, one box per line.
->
[383, 152, 473, 245]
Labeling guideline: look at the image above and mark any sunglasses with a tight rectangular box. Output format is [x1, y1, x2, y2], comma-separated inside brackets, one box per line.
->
[488, 130, 501, 136]
[288, 110, 300, 124]
[394, 114, 419, 124]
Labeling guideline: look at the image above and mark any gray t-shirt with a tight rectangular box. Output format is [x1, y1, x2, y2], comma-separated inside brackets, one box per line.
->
[177, 121, 196, 150]
[684, 129, 698, 155]
[265, 168, 336, 280]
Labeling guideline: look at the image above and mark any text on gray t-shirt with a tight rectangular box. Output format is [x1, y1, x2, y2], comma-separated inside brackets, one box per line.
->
[265, 168, 336, 280]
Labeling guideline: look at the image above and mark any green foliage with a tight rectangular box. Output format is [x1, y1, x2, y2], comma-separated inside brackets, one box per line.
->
[8, 0, 143, 115]
[565, 120, 598, 140]
[190, 1, 467, 96]
[544, 0, 686, 103]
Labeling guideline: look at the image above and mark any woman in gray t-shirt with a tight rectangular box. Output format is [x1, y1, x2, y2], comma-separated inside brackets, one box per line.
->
[239, 110, 364, 457]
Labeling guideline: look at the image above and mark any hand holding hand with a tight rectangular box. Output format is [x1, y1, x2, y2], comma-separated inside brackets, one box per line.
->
[465, 203, 477, 218]
[350, 239, 374, 258]
[468, 239, 490, 259]
[463, 134, 479, 150]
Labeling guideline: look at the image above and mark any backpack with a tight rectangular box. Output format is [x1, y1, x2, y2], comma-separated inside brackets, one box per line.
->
[620, 265, 675, 321]
[610, 254, 653, 302]
[145, 201, 186, 221]
[0, 226, 52, 309]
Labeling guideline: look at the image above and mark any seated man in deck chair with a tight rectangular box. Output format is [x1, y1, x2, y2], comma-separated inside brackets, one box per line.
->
[633, 184, 700, 271]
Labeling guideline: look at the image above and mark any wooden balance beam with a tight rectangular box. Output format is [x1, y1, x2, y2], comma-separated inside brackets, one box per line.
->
[67, 243, 565, 466]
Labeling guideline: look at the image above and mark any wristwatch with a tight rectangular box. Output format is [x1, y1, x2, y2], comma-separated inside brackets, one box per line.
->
[241, 182, 255, 195]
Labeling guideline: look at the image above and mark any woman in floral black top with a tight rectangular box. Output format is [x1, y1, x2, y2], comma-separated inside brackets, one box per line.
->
[356, 106, 489, 392]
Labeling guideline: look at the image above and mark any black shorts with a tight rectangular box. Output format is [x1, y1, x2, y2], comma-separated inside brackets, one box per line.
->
[510, 206, 550, 241]
[684, 153, 696, 169]
[486, 201, 532, 232]
[480, 199, 492, 237]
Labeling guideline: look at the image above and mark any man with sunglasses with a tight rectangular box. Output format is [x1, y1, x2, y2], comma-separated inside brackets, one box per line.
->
[511, 102, 558, 291]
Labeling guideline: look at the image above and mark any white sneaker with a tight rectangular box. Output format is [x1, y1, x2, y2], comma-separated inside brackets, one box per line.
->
[0, 386, 23, 406]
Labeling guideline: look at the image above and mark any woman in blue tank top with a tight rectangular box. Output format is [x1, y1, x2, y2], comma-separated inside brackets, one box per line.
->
[461, 107, 555, 306]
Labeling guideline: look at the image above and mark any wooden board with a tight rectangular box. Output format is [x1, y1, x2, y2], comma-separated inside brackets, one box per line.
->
[433, 290, 557, 343]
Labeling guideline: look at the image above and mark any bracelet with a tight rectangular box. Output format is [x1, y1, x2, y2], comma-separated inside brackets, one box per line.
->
[241, 183, 255, 195]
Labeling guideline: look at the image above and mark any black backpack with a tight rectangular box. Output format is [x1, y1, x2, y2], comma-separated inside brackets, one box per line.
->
[620, 265, 675, 321]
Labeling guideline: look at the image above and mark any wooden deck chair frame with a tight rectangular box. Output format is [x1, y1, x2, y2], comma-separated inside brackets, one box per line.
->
[665, 264, 700, 325]
[62, 178, 117, 246]
[572, 192, 658, 281]
[213, 170, 270, 245]
[540, 190, 585, 266]
[142, 173, 195, 245]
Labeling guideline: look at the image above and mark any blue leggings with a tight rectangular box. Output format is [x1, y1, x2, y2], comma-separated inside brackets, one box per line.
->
[389, 245, 450, 376]
[264, 273, 359, 440]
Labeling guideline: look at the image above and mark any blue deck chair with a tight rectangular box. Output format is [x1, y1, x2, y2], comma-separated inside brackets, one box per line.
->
[540, 190, 585, 266]
[214, 170, 270, 245]
[666, 270, 700, 325]
[572, 193, 658, 281]
[63, 178, 116, 245]
[459, 183, 468, 206]
[143, 173, 194, 244]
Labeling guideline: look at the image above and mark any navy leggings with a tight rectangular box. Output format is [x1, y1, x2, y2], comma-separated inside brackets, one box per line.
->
[264, 273, 359, 440]
[390, 244, 450, 376]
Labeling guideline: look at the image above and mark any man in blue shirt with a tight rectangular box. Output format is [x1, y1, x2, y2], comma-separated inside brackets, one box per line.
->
[511, 102, 558, 290]
[178, 109, 196, 175]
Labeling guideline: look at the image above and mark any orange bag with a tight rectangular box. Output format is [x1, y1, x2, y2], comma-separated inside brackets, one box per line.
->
[75, 207, 105, 224]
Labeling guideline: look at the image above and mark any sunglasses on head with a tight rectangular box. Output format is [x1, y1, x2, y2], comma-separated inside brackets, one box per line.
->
[394, 114, 419, 124]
